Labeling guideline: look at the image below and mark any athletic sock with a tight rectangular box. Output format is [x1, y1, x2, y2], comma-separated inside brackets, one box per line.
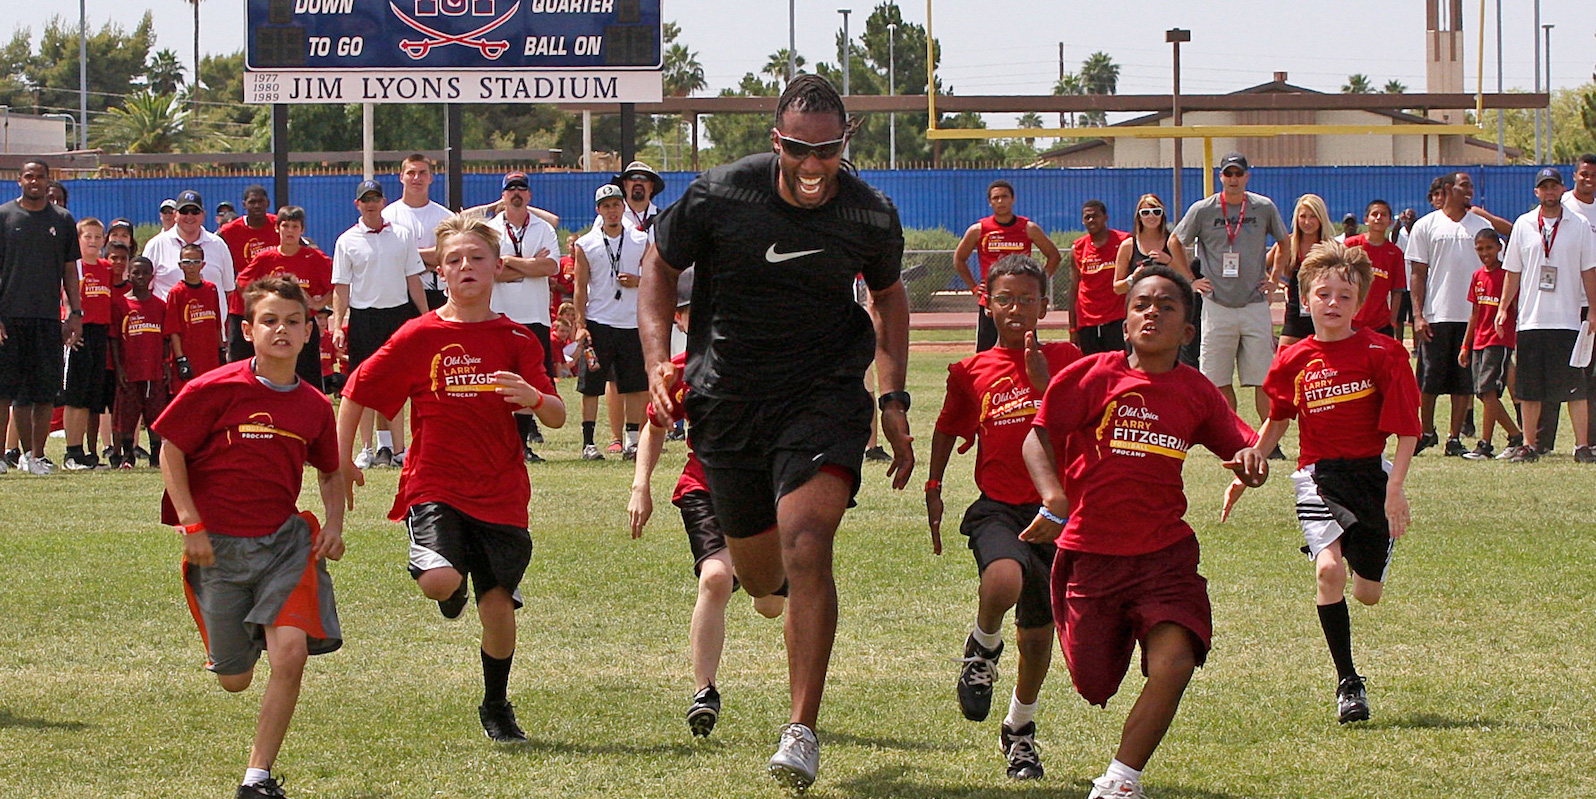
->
[242, 768, 271, 786]
[970, 622, 1002, 651]
[65, 445, 85, 459]
[1104, 758, 1142, 783]
[1003, 692, 1037, 729]
[1317, 599, 1358, 680]
[482, 649, 514, 706]
[624, 422, 639, 448]
[376, 430, 393, 449]
[582, 421, 596, 447]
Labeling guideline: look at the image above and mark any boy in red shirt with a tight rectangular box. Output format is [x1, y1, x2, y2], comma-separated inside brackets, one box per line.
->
[1459, 229, 1522, 459]
[926, 254, 1081, 780]
[338, 215, 565, 743]
[111, 256, 169, 468]
[1021, 266, 1266, 799]
[1070, 201, 1130, 355]
[62, 218, 115, 470]
[1343, 199, 1407, 337]
[238, 206, 334, 389]
[155, 276, 346, 799]
[1228, 241, 1421, 725]
[166, 243, 226, 394]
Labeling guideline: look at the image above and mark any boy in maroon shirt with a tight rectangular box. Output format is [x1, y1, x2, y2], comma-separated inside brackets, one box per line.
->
[238, 207, 333, 388]
[111, 256, 169, 468]
[166, 242, 226, 394]
[338, 215, 565, 744]
[1343, 199, 1407, 337]
[1021, 266, 1267, 799]
[1070, 200, 1131, 354]
[62, 218, 114, 469]
[155, 276, 346, 799]
[927, 254, 1081, 780]
[1228, 241, 1420, 725]
[1459, 229, 1522, 459]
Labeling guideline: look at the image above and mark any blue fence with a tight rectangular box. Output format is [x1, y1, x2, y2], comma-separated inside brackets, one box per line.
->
[62, 165, 1548, 250]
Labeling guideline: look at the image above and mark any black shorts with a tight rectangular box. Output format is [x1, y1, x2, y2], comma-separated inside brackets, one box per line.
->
[61, 324, 113, 411]
[348, 304, 419, 372]
[1514, 328, 1585, 403]
[405, 502, 532, 608]
[1076, 320, 1126, 356]
[524, 322, 553, 375]
[294, 317, 323, 392]
[676, 489, 731, 579]
[975, 308, 998, 352]
[1371, 325, 1396, 339]
[576, 321, 646, 395]
[227, 314, 251, 363]
[424, 288, 448, 311]
[960, 496, 1056, 629]
[1419, 321, 1472, 395]
[1472, 345, 1511, 398]
[1280, 299, 1315, 339]
[0, 317, 64, 405]
[688, 377, 872, 540]
[1293, 457, 1393, 583]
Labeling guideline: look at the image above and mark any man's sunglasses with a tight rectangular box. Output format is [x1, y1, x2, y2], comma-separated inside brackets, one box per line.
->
[774, 132, 847, 160]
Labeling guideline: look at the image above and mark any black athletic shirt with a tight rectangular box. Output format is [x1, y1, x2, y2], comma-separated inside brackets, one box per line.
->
[0, 199, 79, 319]
[654, 152, 904, 401]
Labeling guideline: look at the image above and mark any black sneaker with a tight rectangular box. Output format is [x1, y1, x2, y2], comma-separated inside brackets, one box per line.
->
[1576, 446, 1596, 464]
[237, 776, 288, 799]
[1462, 440, 1494, 460]
[1506, 433, 1524, 450]
[63, 451, 94, 471]
[372, 446, 393, 468]
[1336, 675, 1370, 724]
[1460, 415, 1476, 439]
[687, 684, 721, 737]
[438, 580, 469, 619]
[1268, 445, 1287, 461]
[524, 447, 544, 464]
[1000, 721, 1044, 780]
[1504, 445, 1540, 463]
[1414, 430, 1439, 455]
[1443, 436, 1467, 457]
[479, 700, 528, 743]
[955, 635, 1002, 722]
[134, 445, 150, 462]
[3, 448, 19, 469]
[864, 445, 891, 462]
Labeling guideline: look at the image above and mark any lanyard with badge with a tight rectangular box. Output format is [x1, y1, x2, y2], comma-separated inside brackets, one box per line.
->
[504, 221, 525, 258]
[1220, 194, 1246, 278]
[603, 233, 625, 301]
[1537, 211, 1561, 292]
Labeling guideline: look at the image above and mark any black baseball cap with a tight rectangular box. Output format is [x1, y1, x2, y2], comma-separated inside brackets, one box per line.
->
[108, 218, 134, 231]
[355, 179, 384, 200]
[1535, 167, 1564, 187]
[1219, 153, 1249, 174]
[502, 171, 529, 191]
[216, 201, 235, 212]
[1342, 213, 1358, 223]
[175, 190, 203, 213]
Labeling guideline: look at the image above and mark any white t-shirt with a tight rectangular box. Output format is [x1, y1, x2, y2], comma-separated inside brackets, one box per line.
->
[1563, 193, 1596, 230]
[487, 212, 560, 325]
[1395, 226, 1412, 288]
[576, 224, 649, 329]
[384, 199, 452, 291]
[332, 222, 425, 309]
[143, 227, 234, 316]
[1502, 207, 1596, 332]
[1406, 209, 1493, 324]
[592, 202, 659, 245]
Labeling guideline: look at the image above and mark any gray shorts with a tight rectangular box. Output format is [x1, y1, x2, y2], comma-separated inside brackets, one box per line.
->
[1200, 301, 1274, 387]
[182, 513, 343, 676]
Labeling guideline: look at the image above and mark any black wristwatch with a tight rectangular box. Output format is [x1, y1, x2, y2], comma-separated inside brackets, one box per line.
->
[878, 390, 911, 412]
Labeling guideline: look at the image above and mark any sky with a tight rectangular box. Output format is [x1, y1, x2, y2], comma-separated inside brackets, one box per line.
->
[5, 0, 1592, 131]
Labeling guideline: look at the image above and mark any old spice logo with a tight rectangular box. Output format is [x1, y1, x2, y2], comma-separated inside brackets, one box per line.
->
[1095, 392, 1189, 460]
[429, 343, 496, 394]
[1116, 403, 1160, 422]
[236, 412, 307, 443]
[187, 303, 218, 324]
[981, 230, 1028, 253]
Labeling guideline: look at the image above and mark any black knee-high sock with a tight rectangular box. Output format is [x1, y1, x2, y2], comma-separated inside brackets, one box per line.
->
[482, 649, 514, 705]
[582, 420, 596, 446]
[1317, 599, 1357, 681]
[516, 414, 534, 444]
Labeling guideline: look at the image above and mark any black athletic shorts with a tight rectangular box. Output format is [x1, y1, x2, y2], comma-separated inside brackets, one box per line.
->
[227, 314, 251, 363]
[1076, 320, 1126, 356]
[688, 377, 872, 540]
[0, 317, 64, 405]
[1472, 345, 1511, 398]
[405, 501, 532, 608]
[676, 489, 731, 579]
[576, 321, 646, 396]
[294, 316, 323, 392]
[975, 308, 998, 352]
[1514, 329, 1585, 403]
[524, 322, 553, 375]
[1293, 457, 1393, 583]
[424, 288, 448, 311]
[960, 495, 1056, 629]
[61, 323, 113, 412]
[347, 304, 419, 372]
[1280, 297, 1315, 340]
[1419, 321, 1472, 395]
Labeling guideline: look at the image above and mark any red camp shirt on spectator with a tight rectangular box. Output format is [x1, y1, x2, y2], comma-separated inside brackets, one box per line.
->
[1344, 234, 1408, 331]
[1468, 266, 1516, 349]
[165, 280, 225, 387]
[1072, 230, 1130, 328]
[218, 214, 280, 315]
[1262, 327, 1422, 470]
[113, 294, 168, 383]
[240, 245, 334, 301]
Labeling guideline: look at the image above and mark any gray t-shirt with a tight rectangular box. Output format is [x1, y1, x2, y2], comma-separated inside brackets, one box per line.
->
[1172, 191, 1288, 308]
[0, 199, 79, 319]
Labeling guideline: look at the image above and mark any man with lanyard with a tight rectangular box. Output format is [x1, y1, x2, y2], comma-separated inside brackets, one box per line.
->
[384, 153, 454, 310]
[1171, 152, 1287, 424]
[953, 180, 1061, 351]
[488, 171, 561, 463]
[144, 189, 235, 337]
[640, 74, 913, 793]
[573, 184, 651, 461]
[218, 185, 279, 361]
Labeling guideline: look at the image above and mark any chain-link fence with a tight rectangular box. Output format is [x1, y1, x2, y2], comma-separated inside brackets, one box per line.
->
[902, 249, 1076, 315]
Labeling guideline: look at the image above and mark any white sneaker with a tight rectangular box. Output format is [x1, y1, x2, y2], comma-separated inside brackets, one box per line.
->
[0, 457, 8, 474]
[1088, 776, 1147, 799]
[354, 447, 374, 469]
[767, 723, 819, 793]
[391, 449, 406, 467]
[23, 454, 52, 476]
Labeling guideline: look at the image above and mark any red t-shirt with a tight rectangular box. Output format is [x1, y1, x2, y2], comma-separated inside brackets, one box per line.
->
[936, 341, 1083, 505]
[1263, 328, 1422, 469]
[1344, 235, 1408, 331]
[218, 215, 280, 315]
[153, 359, 339, 537]
[1072, 230, 1130, 327]
[344, 312, 554, 528]
[643, 352, 709, 504]
[1468, 266, 1516, 349]
[78, 258, 113, 326]
[1032, 352, 1256, 556]
[319, 321, 341, 377]
[240, 245, 334, 300]
[164, 280, 225, 386]
[112, 293, 167, 382]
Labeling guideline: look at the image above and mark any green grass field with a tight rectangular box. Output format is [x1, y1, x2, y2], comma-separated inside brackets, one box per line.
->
[2, 347, 1593, 799]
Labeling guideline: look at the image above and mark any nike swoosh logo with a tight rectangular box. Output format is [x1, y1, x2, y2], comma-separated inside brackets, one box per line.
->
[765, 244, 824, 263]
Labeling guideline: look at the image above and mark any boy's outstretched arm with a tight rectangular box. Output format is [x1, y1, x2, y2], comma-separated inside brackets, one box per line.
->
[1019, 427, 1067, 543]
[334, 396, 368, 510]
[1386, 435, 1417, 539]
[160, 442, 214, 567]
[627, 419, 668, 539]
[1219, 419, 1285, 521]
[924, 429, 960, 555]
[314, 466, 348, 561]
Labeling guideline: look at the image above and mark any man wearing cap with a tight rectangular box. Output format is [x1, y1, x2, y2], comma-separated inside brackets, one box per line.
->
[218, 185, 280, 361]
[599, 160, 665, 241]
[384, 153, 454, 310]
[1492, 168, 1596, 462]
[214, 201, 237, 228]
[1170, 152, 1288, 422]
[332, 179, 428, 467]
[488, 171, 561, 462]
[1335, 212, 1358, 243]
[143, 189, 235, 323]
[158, 198, 178, 232]
[573, 183, 651, 460]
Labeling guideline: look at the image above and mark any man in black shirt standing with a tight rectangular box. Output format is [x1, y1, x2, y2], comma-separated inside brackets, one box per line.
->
[0, 160, 83, 476]
[640, 74, 913, 793]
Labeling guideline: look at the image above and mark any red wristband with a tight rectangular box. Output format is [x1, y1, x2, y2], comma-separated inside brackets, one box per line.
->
[924, 480, 942, 492]
[528, 391, 545, 410]
[179, 522, 207, 535]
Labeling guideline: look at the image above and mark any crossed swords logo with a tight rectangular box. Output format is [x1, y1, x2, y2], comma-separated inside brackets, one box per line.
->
[388, 1, 521, 60]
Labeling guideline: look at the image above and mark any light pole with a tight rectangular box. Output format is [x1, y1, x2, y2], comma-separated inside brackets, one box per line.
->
[839, 9, 851, 160]
[78, 0, 87, 150]
[1167, 28, 1190, 213]
[888, 22, 897, 170]
[1532, 0, 1541, 162]
[788, 0, 797, 81]
[1543, 24, 1554, 151]
[1495, 0, 1503, 164]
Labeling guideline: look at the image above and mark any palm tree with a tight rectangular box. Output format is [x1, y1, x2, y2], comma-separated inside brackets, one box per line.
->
[1052, 72, 1085, 127]
[1016, 111, 1045, 146]
[663, 43, 705, 97]
[146, 49, 186, 96]
[1078, 52, 1120, 96]
[1383, 79, 1408, 94]
[95, 89, 203, 153]
[763, 49, 805, 81]
[1342, 73, 1374, 94]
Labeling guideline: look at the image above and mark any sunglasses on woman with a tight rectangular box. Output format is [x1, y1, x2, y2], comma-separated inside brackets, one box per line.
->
[1138, 207, 1164, 218]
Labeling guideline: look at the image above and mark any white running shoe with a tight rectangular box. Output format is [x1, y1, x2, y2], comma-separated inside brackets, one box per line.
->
[354, 447, 374, 469]
[391, 449, 406, 467]
[0, 456, 8, 475]
[22, 454, 53, 476]
[1088, 776, 1147, 799]
[767, 723, 819, 793]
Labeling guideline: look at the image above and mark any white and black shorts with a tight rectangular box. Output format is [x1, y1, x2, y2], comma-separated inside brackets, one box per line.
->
[405, 501, 532, 608]
[1292, 457, 1394, 583]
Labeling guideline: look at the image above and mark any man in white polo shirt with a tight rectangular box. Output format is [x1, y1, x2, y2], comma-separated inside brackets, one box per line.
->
[487, 171, 560, 463]
[144, 189, 234, 328]
[332, 179, 428, 467]
[384, 153, 454, 310]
